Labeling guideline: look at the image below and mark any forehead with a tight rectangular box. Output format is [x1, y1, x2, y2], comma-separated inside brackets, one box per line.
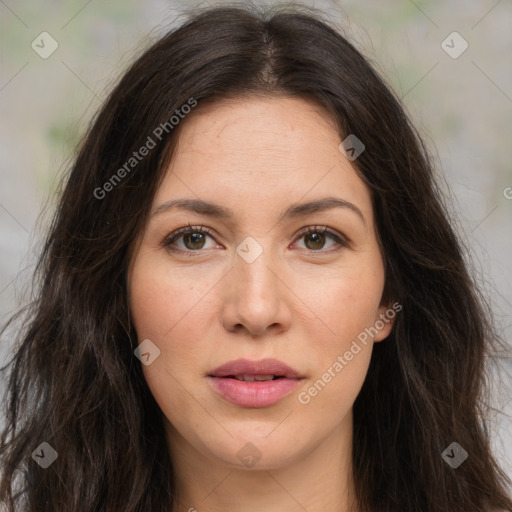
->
[155, 96, 373, 226]
[174, 95, 340, 163]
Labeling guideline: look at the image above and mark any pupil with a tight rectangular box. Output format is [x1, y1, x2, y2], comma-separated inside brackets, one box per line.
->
[306, 232, 324, 250]
[186, 233, 205, 250]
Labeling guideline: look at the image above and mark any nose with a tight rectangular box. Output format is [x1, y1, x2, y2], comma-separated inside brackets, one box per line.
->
[221, 242, 292, 337]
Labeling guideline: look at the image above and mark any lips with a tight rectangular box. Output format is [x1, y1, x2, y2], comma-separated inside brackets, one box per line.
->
[209, 358, 302, 379]
[208, 358, 303, 408]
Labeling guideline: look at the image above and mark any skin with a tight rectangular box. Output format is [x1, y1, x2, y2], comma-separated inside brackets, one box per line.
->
[127, 96, 396, 512]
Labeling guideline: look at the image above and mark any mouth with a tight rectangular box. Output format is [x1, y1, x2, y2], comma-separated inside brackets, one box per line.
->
[208, 358, 302, 379]
[207, 358, 304, 408]
[223, 374, 286, 381]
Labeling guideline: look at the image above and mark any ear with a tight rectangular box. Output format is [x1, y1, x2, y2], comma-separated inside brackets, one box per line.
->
[372, 301, 401, 342]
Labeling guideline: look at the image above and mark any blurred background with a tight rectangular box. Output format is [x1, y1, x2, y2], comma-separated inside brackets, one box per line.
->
[1, 0, 511, 477]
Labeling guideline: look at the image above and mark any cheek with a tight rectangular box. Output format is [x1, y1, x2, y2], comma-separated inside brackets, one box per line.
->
[128, 253, 214, 342]
[306, 260, 385, 350]
[129, 259, 214, 429]
[297, 276, 380, 417]
[128, 250, 220, 383]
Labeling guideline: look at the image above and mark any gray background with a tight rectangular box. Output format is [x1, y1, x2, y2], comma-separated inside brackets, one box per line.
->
[1, 0, 511, 478]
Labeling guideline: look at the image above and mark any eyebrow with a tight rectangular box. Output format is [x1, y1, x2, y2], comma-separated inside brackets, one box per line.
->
[152, 196, 366, 226]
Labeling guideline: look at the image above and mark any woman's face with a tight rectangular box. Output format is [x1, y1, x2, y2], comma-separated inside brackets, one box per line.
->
[127, 96, 394, 471]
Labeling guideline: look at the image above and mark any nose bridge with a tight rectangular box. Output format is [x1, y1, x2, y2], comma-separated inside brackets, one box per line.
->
[223, 234, 290, 335]
[234, 235, 278, 300]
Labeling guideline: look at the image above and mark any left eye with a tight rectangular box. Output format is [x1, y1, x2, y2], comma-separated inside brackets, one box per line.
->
[162, 225, 348, 255]
[294, 226, 348, 252]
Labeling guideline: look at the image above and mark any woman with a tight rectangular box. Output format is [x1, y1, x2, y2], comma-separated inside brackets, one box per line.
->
[1, 3, 511, 511]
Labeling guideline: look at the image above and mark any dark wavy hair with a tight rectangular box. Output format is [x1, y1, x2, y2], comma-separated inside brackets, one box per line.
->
[1, 3, 511, 511]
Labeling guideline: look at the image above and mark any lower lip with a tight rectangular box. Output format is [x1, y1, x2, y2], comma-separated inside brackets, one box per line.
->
[208, 377, 302, 408]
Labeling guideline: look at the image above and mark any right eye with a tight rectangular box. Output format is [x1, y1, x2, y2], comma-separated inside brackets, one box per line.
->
[162, 225, 220, 254]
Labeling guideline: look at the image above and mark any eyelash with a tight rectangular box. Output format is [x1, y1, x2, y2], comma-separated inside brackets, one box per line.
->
[161, 223, 350, 256]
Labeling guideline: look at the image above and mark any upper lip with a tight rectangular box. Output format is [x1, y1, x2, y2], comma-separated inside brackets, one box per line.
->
[208, 358, 302, 379]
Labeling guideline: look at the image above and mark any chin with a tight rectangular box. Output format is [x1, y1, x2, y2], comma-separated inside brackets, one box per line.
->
[201, 428, 308, 471]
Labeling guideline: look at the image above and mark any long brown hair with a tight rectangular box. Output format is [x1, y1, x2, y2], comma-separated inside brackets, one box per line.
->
[1, 3, 511, 511]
